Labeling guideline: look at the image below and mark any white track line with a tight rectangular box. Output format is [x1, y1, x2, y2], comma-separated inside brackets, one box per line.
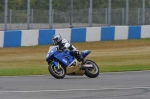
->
[0, 86, 150, 93]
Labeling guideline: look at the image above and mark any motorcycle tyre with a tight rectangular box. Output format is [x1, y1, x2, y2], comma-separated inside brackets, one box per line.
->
[48, 63, 66, 79]
[84, 60, 100, 78]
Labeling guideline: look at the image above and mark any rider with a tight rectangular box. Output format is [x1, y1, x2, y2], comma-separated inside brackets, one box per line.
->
[52, 34, 85, 65]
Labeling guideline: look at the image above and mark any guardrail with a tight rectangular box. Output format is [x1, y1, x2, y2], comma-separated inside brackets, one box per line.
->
[0, 25, 150, 48]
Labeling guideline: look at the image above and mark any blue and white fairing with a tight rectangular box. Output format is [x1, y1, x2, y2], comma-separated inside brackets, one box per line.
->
[46, 46, 76, 67]
[81, 50, 91, 58]
[46, 46, 58, 61]
[46, 46, 91, 67]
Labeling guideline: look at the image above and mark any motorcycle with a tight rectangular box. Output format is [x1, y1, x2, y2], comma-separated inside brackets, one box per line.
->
[46, 46, 99, 79]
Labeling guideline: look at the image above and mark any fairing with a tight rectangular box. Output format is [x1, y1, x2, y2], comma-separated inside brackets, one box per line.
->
[54, 50, 75, 66]
[81, 50, 91, 58]
[46, 46, 58, 61]
[46, 46, 91, 67]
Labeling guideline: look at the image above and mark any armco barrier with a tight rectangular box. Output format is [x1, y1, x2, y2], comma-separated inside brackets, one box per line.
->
[0, 26, 150, 48]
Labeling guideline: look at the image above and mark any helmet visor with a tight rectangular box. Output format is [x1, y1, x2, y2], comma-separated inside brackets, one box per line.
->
[52, 38, 58, 44]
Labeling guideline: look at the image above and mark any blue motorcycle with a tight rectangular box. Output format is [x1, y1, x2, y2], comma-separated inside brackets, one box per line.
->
[46, 46, 99, 79]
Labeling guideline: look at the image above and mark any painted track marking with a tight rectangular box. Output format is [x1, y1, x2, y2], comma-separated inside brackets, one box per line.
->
[0, 86, 150, 94]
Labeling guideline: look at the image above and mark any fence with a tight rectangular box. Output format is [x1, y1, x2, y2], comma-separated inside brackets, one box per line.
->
[1, 0, 150, 31]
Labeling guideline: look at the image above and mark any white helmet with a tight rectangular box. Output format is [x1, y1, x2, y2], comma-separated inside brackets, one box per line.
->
[52, 34, 62, 45]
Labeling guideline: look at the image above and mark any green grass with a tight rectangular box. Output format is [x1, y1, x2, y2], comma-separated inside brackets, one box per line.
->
[0, 38, 150, 76]
[0, 68, 49, 76]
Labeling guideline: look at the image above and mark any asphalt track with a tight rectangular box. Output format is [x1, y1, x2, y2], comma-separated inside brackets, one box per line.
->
[0, 71, 150, 99]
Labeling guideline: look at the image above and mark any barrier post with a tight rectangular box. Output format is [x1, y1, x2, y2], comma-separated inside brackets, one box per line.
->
[27, 0, 30, 29]
[122, 8, 125, 25]
[137, 8, 140, 25]
[49, 0, 53, 29]
[9, 9, 12, 30]
[126, 0, 129, 25]
[108, 0, 111, 26]
[70, 0, 73, 28]
[4, 0, 8, 31]
[88, 0, 92, 27]
[105, 8, 108, 24]
[142, 0, 145, 25]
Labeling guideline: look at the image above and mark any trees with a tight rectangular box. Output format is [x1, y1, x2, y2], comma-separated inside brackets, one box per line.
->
[0, 0, 4, 11]
[1, 0, 150, 11]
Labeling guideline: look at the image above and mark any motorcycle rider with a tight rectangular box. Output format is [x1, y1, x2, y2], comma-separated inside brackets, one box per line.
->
[52, 34, 85, 65]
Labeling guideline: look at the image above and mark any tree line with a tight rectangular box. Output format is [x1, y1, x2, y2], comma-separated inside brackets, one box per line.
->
[0, 0, 150, 11]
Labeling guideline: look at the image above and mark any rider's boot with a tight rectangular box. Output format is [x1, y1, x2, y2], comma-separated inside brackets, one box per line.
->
[81, 58, 86, 65]
[76, 55, 86, 69]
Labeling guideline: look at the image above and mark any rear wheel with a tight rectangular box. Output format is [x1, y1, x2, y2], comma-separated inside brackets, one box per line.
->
[48, 63, 66, 79]
[84, 60, 99, 78]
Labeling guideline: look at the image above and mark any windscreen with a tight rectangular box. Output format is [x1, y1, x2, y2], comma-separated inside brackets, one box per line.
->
[48, 46, 58, 53]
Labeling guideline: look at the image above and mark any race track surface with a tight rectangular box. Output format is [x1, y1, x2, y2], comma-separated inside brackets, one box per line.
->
[0, 71, 150, 99]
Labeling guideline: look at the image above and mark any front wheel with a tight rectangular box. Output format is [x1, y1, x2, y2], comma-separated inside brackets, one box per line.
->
[48, 63, 66, 79]
[84, 60, 100, 78]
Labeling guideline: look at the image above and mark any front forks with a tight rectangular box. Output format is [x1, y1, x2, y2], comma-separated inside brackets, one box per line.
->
[58, 62, 61, 70]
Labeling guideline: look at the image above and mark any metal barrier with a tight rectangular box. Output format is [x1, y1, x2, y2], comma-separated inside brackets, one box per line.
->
[1, 26, 150, 48]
